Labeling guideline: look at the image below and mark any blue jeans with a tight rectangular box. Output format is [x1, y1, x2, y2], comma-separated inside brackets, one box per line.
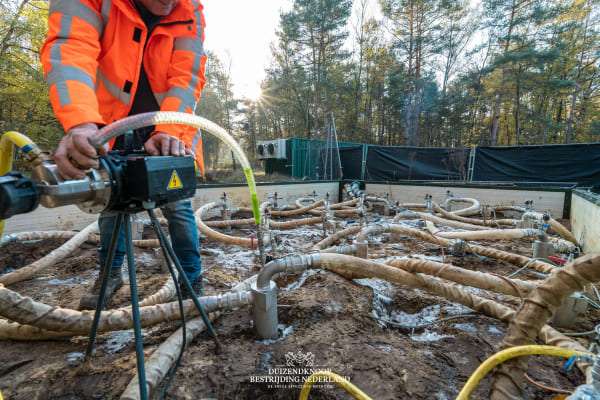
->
[98, 200, 202, 283]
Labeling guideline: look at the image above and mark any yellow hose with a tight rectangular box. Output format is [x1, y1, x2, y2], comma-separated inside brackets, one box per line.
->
[299, 371, 373, 400]
[456, 345, 590, 400]
[0, 131, 41, 237]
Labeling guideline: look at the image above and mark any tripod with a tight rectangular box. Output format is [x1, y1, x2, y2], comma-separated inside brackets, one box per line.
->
[84, 205, 219, 399]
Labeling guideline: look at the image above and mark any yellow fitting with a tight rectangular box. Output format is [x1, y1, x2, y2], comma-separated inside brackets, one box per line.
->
[299, 370, 372, 400]
[0, 131, 41, 237]
[0, 131, 41, 175]
[456, 345, 590, 400]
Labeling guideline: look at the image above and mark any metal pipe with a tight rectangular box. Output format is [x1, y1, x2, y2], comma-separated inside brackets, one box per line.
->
[253, 254, 322, 339]
[320, 244, 357, 255]
[257, 254, 321, 290]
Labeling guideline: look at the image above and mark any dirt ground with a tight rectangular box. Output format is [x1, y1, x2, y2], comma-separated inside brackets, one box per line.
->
[0, 209, 594, 400]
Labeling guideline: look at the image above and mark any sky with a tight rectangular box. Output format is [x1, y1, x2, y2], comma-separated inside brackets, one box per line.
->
[202, 0, 381, 100]
[202, 0, 293, 100]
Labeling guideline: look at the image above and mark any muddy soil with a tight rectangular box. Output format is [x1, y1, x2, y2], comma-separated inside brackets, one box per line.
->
[0, 213, 594, 400]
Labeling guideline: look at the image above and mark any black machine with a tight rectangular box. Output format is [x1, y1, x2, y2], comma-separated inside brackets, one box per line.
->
[0, 151, 197, 218]
[0, 152, 219, 400]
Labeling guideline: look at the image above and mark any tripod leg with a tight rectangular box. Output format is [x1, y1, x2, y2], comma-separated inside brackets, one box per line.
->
[124, 215, 148, 400]
[86, 213, 124, 359]
[147, 209, 220, 347]
[146, 210, 188, 393]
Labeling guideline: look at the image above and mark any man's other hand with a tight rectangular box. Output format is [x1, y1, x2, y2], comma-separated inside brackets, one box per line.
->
[144, 133, 193, 157]
[54, 123, 104, 180]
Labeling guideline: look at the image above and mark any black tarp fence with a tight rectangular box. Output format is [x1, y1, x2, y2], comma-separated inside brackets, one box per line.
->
[339, 145, 364, 180]
[264, 139, 600, 185]
[364, 146, 470, 181]
[471, 144, 600, 185]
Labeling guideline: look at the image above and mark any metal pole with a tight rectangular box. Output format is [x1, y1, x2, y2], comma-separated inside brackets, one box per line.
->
[361, 144, 368, 181]
[85, 213, 124, 359]
[124, 215, 148, 400]
[467, 146, 477, 182]
[330, 113, 342, 180]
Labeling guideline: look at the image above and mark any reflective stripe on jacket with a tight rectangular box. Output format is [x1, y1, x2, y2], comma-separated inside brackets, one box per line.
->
[41, 0, 207, 175]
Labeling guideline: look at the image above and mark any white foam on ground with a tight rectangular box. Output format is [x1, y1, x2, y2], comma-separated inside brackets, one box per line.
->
[443, 304, 473, 315]
[410, 329, 453, 342]
[205, 248, 255, 271]
[453, 323, 478, 333]
[390, 304, 441, 328]
[257, 324, 295, 345]
[41, 277, 85, 286]
[488, 325, 503, 335]
[353, 278, 397, 326]
[102, 330, 134, 354]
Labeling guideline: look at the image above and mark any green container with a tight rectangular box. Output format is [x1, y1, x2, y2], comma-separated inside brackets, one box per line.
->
[265, 138, 360, 180]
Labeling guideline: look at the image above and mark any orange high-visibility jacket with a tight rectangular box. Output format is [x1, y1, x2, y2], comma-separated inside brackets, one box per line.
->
[41, 0, 207, 175]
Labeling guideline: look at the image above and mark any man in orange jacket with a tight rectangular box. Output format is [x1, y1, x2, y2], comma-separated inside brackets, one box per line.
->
[42, 0, 207, 309]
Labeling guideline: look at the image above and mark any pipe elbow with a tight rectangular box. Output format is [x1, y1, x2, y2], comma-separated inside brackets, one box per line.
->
[357, 223, 391, 243]
[257, 253, 320, 289]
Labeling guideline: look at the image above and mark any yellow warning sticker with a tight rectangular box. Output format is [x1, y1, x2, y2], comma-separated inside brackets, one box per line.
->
[167, 170, 183, 190]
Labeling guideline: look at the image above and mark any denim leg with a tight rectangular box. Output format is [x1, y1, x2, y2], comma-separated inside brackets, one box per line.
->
[98, 212, 127, 271]
[161, 200, 202, 283]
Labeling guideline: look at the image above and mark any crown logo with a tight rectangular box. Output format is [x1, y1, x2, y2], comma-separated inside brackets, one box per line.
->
[285, 351, 315, 367]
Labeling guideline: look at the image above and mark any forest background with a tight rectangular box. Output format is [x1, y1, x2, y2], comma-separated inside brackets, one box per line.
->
[0, 0, 598, 170]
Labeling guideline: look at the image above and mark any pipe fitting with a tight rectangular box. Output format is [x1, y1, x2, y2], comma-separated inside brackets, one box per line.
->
[533, 240, 555, 259]
[356, 223, 390, 243]
[256, 254, 321, 290]
[251, 280, 278, 339]
[203, 290, 254, 311]
[320, 244, 357, 255]
[394, 209, 418, 220]
[450, 239, 467, 257]
[252, 253, 322, 339]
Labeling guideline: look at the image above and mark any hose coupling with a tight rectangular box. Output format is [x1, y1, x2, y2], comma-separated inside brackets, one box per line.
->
[450, 239, 467, 257]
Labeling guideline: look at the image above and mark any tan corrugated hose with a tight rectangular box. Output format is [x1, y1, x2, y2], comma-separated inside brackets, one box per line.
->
[490, 254, 600, 399]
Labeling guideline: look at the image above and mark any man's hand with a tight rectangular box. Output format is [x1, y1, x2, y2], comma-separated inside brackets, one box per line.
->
[54, 123, 105, 180]
[144, 133, 193, 157]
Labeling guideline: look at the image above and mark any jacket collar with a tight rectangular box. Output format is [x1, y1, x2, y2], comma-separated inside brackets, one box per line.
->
[112, 0, 194, 26]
